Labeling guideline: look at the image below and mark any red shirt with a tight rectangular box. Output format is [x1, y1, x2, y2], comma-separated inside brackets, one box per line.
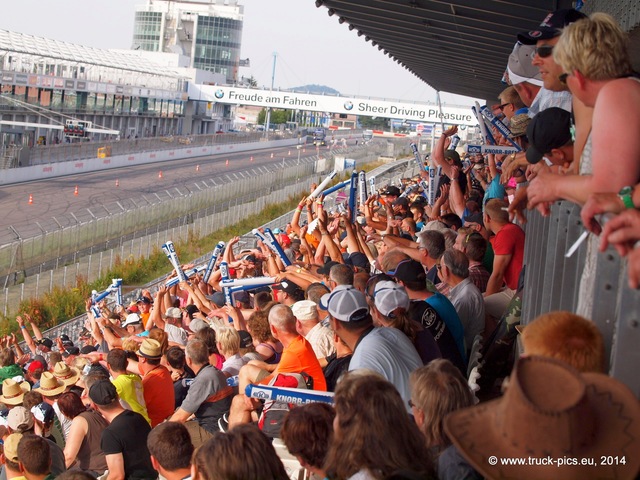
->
[491, 223, 525, 290]
[142, 365, 175, 427]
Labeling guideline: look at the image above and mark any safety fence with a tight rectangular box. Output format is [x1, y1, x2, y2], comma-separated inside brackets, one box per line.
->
[26, 130, 298, 166]
[13, 152, 419, 344]
[1, 140, 411, 314]
[521, 202, 640, 396]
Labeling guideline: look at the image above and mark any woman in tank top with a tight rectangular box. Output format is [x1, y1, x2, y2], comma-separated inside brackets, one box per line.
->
[57, 391, 109, 476]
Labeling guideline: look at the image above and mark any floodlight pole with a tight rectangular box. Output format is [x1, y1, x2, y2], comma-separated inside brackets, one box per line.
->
[264, 52, 277, 138]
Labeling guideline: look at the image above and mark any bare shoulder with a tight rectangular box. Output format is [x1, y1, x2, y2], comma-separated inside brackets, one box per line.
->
[599, 78, 640, 103]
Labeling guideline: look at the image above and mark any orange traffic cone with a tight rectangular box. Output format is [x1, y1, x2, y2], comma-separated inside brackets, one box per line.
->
[288, 150, 291, 156]
[196, 165, 200, 172]
[250, 156, 253, 162]
[158, 171, 163, 179]
[115, 179, 119, 187]
[74, 185, 79, 196]
[225, 159, 229, 166]
[28, 194, 33, 205]
[270, 153, 274, 158]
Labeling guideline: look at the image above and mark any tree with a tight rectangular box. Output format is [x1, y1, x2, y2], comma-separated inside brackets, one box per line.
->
[359, 116, 388, 129]
[248, 75, 258, 88]
[257, 108, 292, 126]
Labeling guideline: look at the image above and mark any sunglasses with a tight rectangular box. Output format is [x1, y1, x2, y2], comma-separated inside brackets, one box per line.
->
[497, 103, 511, 111]
[534, 44, 554, 58]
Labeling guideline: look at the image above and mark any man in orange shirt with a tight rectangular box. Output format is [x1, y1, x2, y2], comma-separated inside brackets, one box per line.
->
[136, 339, 175, 427]
[228, 304, 326, 427]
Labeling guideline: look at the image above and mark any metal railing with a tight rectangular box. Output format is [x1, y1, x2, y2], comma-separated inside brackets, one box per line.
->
[521, 202, 640, 397]
[1, 140, 405, 312]
[14, 151, 418, 343]
[26, 131, 301, 166]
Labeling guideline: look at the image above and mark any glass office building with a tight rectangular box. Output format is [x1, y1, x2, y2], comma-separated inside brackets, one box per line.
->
[132, 0, 243, 84]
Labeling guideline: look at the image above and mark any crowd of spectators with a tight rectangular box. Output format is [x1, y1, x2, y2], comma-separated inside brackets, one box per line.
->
[0, 8, 637, 480]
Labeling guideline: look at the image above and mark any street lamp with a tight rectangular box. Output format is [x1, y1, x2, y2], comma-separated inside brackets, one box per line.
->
[297, 144, 302, 165]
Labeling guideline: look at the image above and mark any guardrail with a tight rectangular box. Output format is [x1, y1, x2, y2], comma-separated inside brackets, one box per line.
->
[21, 153, 419, 346]
[26, 131, 298, 166]
[521, 202, 640, 396]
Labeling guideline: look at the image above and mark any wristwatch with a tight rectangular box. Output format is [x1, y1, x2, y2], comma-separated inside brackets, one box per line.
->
[618, 186, 635, 209]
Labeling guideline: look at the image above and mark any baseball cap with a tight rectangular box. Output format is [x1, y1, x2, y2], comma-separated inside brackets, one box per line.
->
[276, 234, 291, 247]
[343, 252, 369, 271]
[89, 379, 118, 406]
[62, 346, 80, 357]
[319, 286, 370, 323]
[7, 406, 34, 432]
[35, 338, 53, 349]
[4, 433, 22, 463]
[136, 296, 152, 305]
[80, 345, 97, 355]
[387, 259, 426, 284]
[373, 281, 410, 317]
[30, 402, 55, 424]
[27, 360, 45, 373]
[291, 300, 318, 321]
[381, 185, 401, 196]
[238, 330, 253, 349]
[526, 107, 572, 164]
[317, 260, 340, 276]
[517, 9, 588, 45]
[188, 318, 209, 333]
[272, 280, 303, 296]
[205, 291, 226, 308]
[122, 313, 142, 327]
[164, 307, 182, 319]
[506, 43, 543, 87]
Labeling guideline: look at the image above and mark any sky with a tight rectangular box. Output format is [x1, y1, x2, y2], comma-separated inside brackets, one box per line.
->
[0, 0, 479, 106]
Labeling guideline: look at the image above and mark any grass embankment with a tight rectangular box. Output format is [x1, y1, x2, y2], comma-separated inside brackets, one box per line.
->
[0, 162, 385, 334]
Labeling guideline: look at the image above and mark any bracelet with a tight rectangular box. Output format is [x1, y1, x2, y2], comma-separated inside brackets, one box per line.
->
[20, 325, 26, 330]
[295, 208, 302, 213]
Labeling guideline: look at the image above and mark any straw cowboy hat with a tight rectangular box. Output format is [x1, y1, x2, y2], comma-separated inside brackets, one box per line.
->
[53, 362, 80, 387]
[35, 372, 66, 397]
[0, 378, 30, 406]
[136, 339, 163, 360]
[444, 355, 640, 480]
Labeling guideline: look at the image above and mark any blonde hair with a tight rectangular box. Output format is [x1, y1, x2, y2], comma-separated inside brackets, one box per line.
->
[484, 198, 509, 224]
[499, 85, 525, 109]
[410, 360, 474, 450]
[216, 327, 240, 356]
[521, 311, 605, 373]
[121, 337, 139, 352]
[325, 371, 434, 479]
[554, 13, 631, 81]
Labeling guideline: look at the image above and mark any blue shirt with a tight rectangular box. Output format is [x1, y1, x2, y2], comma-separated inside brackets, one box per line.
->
[425, 293, 467, 361]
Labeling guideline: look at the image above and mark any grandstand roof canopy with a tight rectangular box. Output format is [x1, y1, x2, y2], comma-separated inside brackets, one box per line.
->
[313, 0, 578, 100]
[0, 30, 183, 78]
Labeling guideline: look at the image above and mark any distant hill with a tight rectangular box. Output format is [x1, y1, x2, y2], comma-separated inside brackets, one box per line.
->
[289, 84, 340, 95]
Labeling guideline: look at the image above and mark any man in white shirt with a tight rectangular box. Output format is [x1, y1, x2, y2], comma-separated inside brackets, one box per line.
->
[291, 300, 335, 359]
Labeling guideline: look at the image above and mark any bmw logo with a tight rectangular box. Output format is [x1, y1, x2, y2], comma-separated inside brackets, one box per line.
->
[344, 101, 353, 111]
[214, 89, 225, 99]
